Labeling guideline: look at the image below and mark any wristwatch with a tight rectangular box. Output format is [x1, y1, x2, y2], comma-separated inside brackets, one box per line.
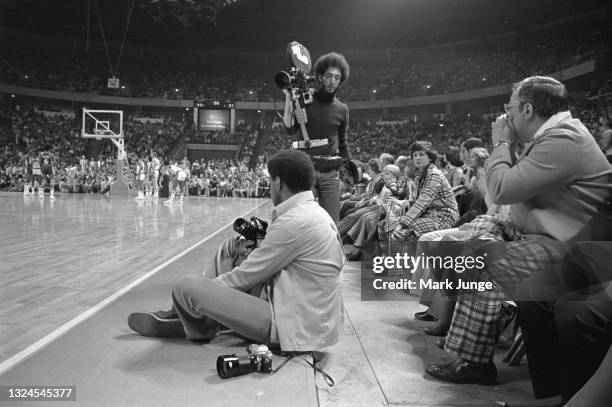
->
[493, 141, 511, 148]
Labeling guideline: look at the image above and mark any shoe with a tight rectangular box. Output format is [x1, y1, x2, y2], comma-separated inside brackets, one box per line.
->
[128, 312, 186, 338]
[426, 359, 497, 385]
[435, 337, 446, 350]
[346, 248, 363, 261]
[424, 323, 450, 337]
[153, 308, 179, 319]
[414, 310, 437, 322]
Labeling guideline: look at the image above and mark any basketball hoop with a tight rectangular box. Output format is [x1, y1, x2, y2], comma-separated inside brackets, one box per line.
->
[81, 109, 126, 175]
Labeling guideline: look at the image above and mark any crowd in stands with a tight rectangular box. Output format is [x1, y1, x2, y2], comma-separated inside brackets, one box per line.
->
[263, 92, 612, 164]
[0, 107, 260, 194]
[184, 156, 269, 198]
[2, 91, 610, 196]
[343, 22, 610, 100]
[183, 121, 260, 166]
[1, 16, 609, 102]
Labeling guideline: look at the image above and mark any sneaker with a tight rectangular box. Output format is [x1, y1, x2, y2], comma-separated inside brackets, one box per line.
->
[153, 308, 179, 319]
[127, 312, 186, 338]
[163, 199, 173, 205]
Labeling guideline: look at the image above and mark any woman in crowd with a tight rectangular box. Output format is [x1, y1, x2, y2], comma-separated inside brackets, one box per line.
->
[388, 141, 459, 242]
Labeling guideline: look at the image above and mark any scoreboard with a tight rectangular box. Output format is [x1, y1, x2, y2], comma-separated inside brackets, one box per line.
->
[194, 100, 235, 133]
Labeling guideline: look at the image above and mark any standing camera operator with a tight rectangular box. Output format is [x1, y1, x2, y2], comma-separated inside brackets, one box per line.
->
[282, 52, 351, 224]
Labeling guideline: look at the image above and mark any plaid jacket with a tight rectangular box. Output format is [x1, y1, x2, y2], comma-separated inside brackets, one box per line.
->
[399, 164, 458, 230]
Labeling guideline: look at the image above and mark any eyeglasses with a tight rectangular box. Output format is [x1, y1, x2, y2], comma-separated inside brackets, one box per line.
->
[503, 103, 521, 114]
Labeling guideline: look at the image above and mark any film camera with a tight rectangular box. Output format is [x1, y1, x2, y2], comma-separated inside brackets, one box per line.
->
[233, 217, 268, 245]
[217, 344, 273, 379]
[274, 41, 315, 106]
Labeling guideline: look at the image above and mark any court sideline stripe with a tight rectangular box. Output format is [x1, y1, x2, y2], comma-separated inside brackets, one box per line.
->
[0, 200, 269, 376]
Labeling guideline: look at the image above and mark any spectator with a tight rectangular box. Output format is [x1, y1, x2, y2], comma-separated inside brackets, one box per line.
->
[425, 76, 612, 386]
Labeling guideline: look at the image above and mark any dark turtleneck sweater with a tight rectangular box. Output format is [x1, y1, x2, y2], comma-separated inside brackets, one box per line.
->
[286, 90, 350, 159]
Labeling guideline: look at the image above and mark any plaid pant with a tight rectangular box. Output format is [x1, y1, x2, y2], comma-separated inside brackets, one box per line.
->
[444, 217, 568, 364]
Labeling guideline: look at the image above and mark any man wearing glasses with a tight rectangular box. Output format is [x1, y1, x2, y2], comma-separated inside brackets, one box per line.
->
[282, 52, 351, 224]
[425, 76, 612, 394]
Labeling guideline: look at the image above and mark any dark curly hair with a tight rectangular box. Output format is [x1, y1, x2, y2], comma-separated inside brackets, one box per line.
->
[313, 52, 350, 87]
[267, 150, 314, 193]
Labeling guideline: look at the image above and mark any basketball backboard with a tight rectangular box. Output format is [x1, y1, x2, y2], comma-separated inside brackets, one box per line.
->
[82, 109, 123, 139]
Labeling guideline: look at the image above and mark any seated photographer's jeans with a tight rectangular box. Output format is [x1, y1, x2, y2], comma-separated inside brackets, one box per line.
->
[172, 275, 272, 343]
[313, 169, 340, 224]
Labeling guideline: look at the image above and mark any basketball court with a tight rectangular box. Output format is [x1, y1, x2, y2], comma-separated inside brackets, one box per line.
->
[0, 192, 560, 406]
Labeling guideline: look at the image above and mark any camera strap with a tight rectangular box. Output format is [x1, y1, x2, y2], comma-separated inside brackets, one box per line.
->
[292, 139, 329, 149]
[272, 351, 335, 387]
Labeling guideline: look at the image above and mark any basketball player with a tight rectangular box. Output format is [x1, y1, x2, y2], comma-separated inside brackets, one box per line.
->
[31, 153, 42, 196]
[134, 156, 148, 200]
[38, 145, 56, 199]
[20, 152, 33, 195]
[150, 152, 161, 198]
[163, 159, 189, 205]
[144, 156, 153, 198]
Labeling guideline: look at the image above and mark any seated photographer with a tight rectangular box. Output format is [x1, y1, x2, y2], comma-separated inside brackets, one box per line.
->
[128, 150, 345, 352]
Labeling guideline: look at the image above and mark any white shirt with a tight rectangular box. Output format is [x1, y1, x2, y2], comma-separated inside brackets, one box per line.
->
[216, 191, 345, 351]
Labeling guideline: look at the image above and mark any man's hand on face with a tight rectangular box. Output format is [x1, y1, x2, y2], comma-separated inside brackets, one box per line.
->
[491, 114, 518, 146]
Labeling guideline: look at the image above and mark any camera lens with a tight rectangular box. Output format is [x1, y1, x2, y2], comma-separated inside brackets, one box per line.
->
[216, 354, 256, 379]
[233, 218, 248, 234]
[274, 71, 291, 89]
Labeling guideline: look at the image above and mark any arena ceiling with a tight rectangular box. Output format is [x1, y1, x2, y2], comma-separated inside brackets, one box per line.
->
[0, 0, 609, 51]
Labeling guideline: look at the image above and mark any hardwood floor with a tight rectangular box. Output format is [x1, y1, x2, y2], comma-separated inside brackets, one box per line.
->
[0, 192, 270, 364]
